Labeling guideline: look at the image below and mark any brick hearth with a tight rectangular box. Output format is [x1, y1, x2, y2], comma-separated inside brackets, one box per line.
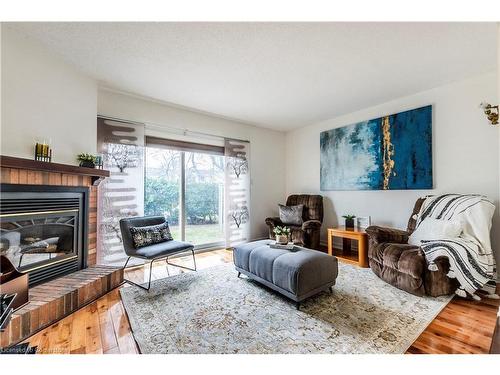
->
[0, 266, 123, 348]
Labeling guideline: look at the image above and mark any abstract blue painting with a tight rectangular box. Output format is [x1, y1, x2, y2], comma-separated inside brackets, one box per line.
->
[320, 105, 432, 190]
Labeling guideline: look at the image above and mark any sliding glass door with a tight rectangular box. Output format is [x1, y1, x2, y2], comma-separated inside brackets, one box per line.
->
[145, 142, 225, 248]
[184, 151, 225, 246]
[144, 147, 182, 239]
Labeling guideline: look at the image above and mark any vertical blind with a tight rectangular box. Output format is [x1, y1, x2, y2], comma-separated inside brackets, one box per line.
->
[97, 117, 145, 265]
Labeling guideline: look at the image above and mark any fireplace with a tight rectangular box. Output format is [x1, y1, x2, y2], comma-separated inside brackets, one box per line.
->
[0, 184, 88, 286]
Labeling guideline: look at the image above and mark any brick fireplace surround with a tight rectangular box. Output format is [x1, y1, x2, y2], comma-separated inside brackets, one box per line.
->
[0, 155, 124, 349]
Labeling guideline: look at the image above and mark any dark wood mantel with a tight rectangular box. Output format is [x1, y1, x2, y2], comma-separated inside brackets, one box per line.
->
[0, 155, 109, 185]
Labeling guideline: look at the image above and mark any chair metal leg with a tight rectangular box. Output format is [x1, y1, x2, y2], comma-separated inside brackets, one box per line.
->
[191, 249, 197, 271]
[123, 249, 196, 291]
[123, 256, 131, 269]
[145, 260, 153, 290]
[165, 258, 170, 276]
[123, 256, 154, 291]
[165, 249, 197, 272]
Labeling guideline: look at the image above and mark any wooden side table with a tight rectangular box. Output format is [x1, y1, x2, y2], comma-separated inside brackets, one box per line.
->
[327, 226, 369, 268]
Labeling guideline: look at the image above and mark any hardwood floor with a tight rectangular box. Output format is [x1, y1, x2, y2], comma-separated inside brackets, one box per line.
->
[23, 249, 499, 354]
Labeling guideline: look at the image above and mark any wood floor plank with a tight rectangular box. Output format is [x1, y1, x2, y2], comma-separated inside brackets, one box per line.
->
[97, 293, 119, 353]
[108, 290, 138, 354]
[84, 303, 103, 354]
[69, 305, 87, 353]
[19, 249, 499, 354]
[408, 337, 449, 354]
[104, 346, 121, 354]
[35, 331, 50, 354]
[426, 317, 493, 346]
[54, 316, 73, 354]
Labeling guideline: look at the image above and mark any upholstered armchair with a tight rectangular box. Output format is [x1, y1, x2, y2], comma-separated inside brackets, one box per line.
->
[366, 197, 458, 297]
[265, 195, 323, 250]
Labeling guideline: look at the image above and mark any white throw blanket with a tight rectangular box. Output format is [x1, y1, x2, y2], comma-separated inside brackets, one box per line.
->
[416, 194, 497, 299]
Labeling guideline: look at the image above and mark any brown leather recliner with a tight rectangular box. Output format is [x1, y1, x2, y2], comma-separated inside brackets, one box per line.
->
[265, 195, 323, 250]
[366, 197, 458, 297]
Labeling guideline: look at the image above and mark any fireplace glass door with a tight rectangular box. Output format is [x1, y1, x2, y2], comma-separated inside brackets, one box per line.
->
[0, 210, 79, 272]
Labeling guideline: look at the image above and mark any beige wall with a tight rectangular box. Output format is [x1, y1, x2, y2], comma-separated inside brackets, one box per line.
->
[98, 89, 287, 241]
[0, 25, 97, 165]
[286, 72, 500, 265]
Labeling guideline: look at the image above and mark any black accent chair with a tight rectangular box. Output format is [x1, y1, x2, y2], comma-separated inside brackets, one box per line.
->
[119, 216, 196, 291]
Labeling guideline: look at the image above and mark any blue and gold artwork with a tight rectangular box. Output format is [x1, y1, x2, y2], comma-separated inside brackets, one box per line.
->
[320, 105, 432, 190]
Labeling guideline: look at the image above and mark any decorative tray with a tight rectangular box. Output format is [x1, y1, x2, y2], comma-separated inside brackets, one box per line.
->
[269, 243, 296, 250]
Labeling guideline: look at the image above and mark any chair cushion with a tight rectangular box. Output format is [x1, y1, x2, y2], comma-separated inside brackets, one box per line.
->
[369, 242, 427, 296]
[286, 195, 323, 222]
[130, 222, 173, 249]
[408, 217, 462, 246]
[133, 240, 193, 259]
[279, 204, 304, 226]
[369, 242, 424, 278]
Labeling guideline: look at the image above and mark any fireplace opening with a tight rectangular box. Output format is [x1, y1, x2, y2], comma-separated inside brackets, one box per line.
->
[0, 184, 88, 286]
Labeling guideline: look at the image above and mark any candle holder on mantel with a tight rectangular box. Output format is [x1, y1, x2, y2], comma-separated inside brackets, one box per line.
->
[95, 155, 104, 170]
[34, 142, 52, 162]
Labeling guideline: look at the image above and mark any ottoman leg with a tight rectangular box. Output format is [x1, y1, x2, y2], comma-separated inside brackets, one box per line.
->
[295, 302, 301, 310]
[237, 271, 241, 278]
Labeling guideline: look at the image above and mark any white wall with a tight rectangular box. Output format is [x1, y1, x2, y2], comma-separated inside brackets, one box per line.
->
[0, 25, 97, 164]
[98, 89, 287, 241]
[497, 24, 500, 265]
[286, 72, 500, 264]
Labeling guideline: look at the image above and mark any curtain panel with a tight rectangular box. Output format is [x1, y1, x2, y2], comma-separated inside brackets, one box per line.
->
[97, 117, 145, 265]
[224, 139, 251, 247]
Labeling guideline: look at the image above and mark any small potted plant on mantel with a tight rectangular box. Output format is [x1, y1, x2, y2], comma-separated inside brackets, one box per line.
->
[273, 226, 291, 245]
[342, 214, 356, 229]
[77, 153, 97, 168]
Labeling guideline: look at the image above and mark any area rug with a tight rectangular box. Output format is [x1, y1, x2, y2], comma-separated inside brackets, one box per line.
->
[120, 263, 452, 354]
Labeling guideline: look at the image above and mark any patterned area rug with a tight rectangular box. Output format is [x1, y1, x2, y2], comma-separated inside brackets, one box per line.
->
[120, 263, 452, 354]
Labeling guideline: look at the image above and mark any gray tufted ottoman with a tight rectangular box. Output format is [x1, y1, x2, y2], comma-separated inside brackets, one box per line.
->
[233, 240, 338, 308]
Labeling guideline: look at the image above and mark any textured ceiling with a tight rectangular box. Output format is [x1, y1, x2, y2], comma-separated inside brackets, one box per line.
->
[8, 22, 497, 131]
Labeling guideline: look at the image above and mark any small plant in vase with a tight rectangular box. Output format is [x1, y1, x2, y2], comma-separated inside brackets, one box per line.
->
[273, 226, 291, 245]
[342, 214, 356, 229]
[77, 153, 97, 168]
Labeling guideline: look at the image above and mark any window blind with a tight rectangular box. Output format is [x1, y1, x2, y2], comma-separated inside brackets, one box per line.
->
[146, 136, 224, 155]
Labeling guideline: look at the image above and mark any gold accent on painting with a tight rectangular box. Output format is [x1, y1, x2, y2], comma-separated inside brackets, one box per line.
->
[382, 116, 395, 190]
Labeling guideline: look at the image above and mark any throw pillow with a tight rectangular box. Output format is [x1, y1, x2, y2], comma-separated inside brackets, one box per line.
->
[279, 204, 304, 226]
[130, 222, 173, 249]
[408, 217, 463, 246]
